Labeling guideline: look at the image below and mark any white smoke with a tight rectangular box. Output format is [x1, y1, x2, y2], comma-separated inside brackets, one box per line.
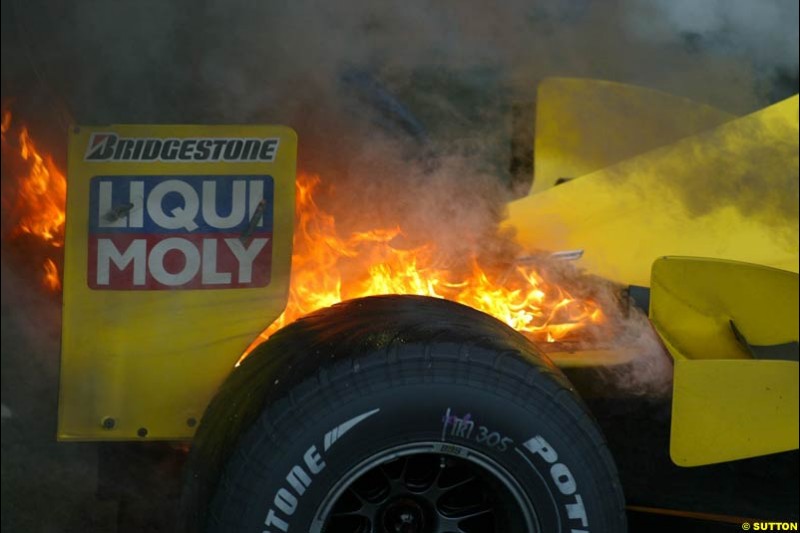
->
[625, 0, 799, 73]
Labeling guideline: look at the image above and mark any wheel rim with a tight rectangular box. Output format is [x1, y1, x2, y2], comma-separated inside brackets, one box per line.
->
[313, 442, 539, 533]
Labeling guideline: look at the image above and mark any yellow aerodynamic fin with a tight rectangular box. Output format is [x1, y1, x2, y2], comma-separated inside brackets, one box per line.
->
[531, 78, 735, 194]
[650, 257, 798, 466]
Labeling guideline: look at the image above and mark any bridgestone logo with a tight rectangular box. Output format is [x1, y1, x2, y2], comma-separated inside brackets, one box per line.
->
[263, 409, 380, 532]
[84, 133, 280, 162]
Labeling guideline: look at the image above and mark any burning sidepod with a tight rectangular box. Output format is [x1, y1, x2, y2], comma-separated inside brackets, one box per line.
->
[58, 124, 297, 440]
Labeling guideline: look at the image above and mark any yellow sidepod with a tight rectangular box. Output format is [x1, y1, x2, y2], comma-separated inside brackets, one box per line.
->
[506, 95, 799, 286]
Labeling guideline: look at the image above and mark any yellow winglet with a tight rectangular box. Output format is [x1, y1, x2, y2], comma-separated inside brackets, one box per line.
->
[650, 257, 799, 466]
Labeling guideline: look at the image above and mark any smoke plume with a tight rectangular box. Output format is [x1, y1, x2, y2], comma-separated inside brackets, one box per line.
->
[3, 0, 798, 401]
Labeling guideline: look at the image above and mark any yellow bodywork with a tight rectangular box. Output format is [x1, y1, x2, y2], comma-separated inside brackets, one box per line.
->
[508, 94, 799, 286]
[650, 257, 799, 466]
[59, 79, 798, 470]
[506, 80, 799, 466]
[59, 125, 296, 440]
[531, 77, 735, 194]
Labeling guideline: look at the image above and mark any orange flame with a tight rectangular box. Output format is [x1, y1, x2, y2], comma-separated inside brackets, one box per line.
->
[240, 173, 605, 360]
[43, 258, 62, 292]
[1, 108, 66, 291]
[0, 110, 605, 339]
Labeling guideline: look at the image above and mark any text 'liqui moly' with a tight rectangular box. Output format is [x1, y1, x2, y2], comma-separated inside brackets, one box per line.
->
[88, 175, 273, 290]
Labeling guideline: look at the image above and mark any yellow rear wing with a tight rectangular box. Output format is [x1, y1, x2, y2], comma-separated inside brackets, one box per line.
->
[59, 125, 296, 440]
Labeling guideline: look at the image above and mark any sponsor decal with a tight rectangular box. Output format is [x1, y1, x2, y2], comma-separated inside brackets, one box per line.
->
[84, 133, 280, 162]
[440, 408, 513, 452]
[518, 435, 589, 532]
[88, 175, 273, 290]
[264, 409, 380, 532]
[323, 409, 380, 452]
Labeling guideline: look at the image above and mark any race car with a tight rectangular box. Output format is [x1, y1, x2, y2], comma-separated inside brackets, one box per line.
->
[57, 78, 798, 532]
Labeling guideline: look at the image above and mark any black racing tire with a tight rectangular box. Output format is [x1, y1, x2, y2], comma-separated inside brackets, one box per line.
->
[181, 295, 626, 533]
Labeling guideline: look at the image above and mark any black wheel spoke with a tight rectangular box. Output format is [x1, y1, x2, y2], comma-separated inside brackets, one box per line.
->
[323, 452, 531, 533]
[437, 475, 476, 495]
[436, 508, 494, 533]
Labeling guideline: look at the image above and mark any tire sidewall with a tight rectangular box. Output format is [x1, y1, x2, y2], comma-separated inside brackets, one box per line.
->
[228, 380, 609, 533]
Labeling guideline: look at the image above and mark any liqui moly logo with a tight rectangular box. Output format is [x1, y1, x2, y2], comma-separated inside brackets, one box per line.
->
[88, 175, 274, 290]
